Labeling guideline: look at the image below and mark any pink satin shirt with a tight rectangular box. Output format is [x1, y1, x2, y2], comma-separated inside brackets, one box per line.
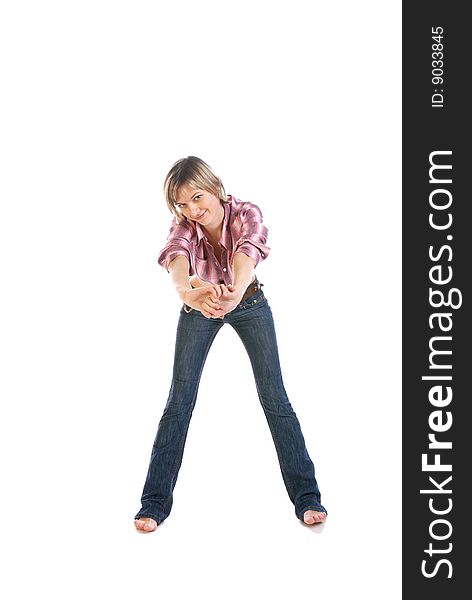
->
[158, 195, 270, 285]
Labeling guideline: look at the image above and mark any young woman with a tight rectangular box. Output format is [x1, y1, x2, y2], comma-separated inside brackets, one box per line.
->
[134, 156, 327, 531]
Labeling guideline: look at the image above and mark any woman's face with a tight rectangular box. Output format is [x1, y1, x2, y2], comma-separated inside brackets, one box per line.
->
[175, 183, 224, 234]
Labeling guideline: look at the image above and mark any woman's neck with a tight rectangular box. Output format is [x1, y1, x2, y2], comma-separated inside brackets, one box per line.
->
[203, 204, 225, 241]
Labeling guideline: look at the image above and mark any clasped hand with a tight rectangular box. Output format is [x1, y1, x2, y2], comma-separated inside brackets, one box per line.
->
[183, 284, 242, 319]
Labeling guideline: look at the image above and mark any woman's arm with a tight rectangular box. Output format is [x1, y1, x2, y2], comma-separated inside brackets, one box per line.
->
[169, 255, 192, 302]
[232, 252, 256, 296]
[168, 255, 224, 318]
[213, 252, 255, 315]
[189, 274, 207, 289]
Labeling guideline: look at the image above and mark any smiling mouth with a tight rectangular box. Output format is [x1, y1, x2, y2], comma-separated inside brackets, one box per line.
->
[195, 210, 207, 220]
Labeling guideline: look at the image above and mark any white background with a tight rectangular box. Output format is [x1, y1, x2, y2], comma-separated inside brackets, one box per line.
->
[1, 1, 401, 598]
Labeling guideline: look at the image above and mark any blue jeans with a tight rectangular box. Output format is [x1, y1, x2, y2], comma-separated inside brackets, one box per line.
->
[134, 286, 326, 523]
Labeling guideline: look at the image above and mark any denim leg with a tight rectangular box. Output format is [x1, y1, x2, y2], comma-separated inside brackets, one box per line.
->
[135, 309, 223, 524]
[229, 299, 326, 520]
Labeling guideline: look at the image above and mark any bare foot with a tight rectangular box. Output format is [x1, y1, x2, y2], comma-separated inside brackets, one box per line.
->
[134, 517, 158, 532]
[303, 510, 327, 525]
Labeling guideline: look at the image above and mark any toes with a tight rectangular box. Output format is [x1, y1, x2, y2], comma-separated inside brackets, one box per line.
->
[303, 510, 327, 525]
[303, 513, 313, 524]
[135, 518, 158, 532]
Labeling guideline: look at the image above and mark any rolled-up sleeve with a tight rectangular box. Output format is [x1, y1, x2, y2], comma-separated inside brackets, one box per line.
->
[157, 218, 195, 272]
[233, 202, 270, 267]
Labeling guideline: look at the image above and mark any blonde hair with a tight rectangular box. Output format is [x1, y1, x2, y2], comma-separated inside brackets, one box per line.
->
[163, 156, 229, 221]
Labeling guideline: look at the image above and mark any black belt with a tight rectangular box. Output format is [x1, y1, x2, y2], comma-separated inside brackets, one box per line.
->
[240, 276, 262, 302]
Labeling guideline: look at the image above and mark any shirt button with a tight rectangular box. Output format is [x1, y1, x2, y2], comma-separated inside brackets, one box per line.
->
[223, 268, 227, 272]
